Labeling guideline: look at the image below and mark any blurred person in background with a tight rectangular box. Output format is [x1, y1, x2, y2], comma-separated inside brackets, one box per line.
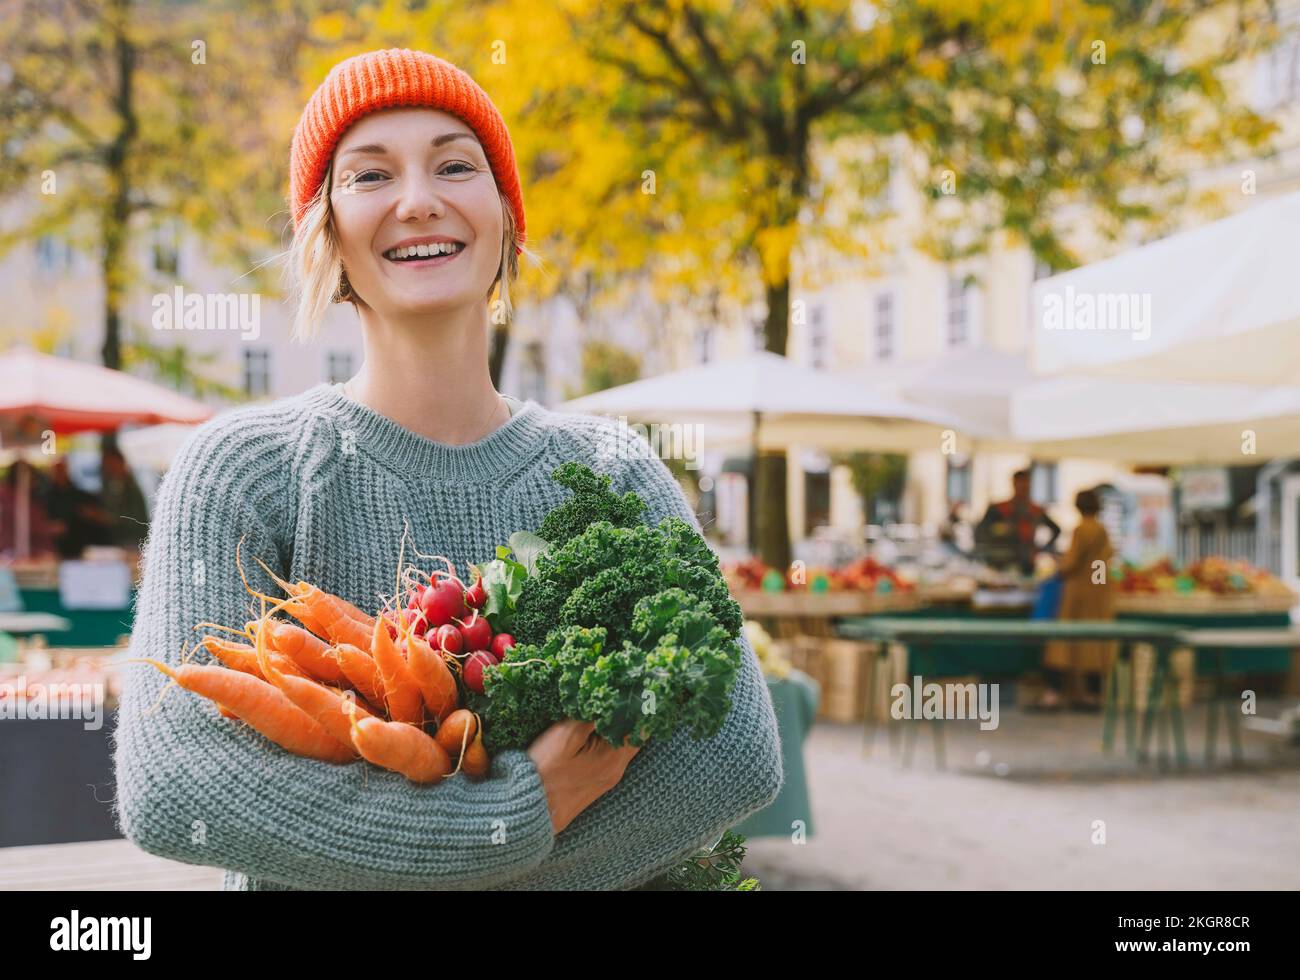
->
[98, 447, 149, 553]
[0, 460, 58, 557]
[975, 468, 1060, 576]
[1040, 488, 1115, 710]
[44, 458, 112, 559]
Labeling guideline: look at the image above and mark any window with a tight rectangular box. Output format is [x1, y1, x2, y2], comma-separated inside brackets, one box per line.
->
[34, 236, 74, 274]
[695, 324, 715, 364]
[945, 275, 970, 348]
[804, 471, 831, 535]
[520, 341, 546, 403]
[808, 305, 828, 369]
[152, 222, 181, 277]
[946, 454, 972, 505]
[242, 348, 270, 398]
[874, 292, 895, 361]
[1030, 461, 1058, 504]
[1252, 5, 1300, 111]
[325, 351, 353, 384]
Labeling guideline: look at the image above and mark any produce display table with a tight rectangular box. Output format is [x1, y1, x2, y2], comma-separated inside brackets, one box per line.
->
[733, 671, 819, 840]
[1115, 594, 1295, 674]
[15, 588, 135, 648]
[734, 589, 920, 638]
[1176, 627, 1300, 764]
[838, 617, 1187, 769]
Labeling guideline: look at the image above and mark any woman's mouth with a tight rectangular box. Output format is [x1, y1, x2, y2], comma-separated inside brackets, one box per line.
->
[383, 242, 467, 266]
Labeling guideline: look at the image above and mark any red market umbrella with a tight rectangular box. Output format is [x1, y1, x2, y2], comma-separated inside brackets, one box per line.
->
[0, 347, 212, 435]
[0, 347, 214, 558]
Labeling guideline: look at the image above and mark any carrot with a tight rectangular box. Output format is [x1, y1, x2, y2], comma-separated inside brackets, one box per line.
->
[348, 713, 451, 784]
[134, 658, 354, 764]
[243, 553, 374, 647]
[334, 643, 386, 707]
[404, 629, 460, 723]
[200, 636, 308, 680]
[267, 621, 345, 684]
[460, 730, 490, 780]
[252, 620, 363, 755]
[371, 613, 424, 725]
[435, 708, 478, 760]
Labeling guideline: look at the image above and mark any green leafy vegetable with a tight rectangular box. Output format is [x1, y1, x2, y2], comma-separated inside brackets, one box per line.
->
[473, 546, 528, 634]
[476, 464, 744, 753]
[535, 462, 646, 547]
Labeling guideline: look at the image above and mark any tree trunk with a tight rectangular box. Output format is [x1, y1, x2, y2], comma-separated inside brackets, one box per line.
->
[752, 277, 792, 569]
[488, 323, 510, 390]
[101, 0, 137, 459]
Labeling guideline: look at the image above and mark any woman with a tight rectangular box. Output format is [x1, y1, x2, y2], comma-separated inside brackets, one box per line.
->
[1041, 489, 1116, 710]
[114, 49, 782, 891]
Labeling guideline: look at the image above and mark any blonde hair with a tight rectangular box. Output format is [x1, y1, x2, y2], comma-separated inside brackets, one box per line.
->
[287, 160, 536, 342]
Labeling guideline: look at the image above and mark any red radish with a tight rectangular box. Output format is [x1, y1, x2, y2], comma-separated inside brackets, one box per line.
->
[420, 579, 467, 628]
[490, 633, 516, 659]
[464, 576, 486, 609]
[406, 591, 429, 637]
[457, 611, 492, 652]
[462, 650, 500, 695]
[432, 623, 463, 656]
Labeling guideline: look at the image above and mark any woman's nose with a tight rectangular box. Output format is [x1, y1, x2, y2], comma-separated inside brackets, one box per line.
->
[394, 173, 445, 222]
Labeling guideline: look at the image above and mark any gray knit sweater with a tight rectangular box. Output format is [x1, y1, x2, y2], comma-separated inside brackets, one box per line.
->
[112, 383, 784, 890]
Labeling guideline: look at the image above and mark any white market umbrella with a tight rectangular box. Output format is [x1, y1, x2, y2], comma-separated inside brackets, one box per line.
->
[853, 347, 1033, 444]
[1009, 376, 1300, 464]
[558, 350, 973, 454]
[118, 423, 204, 473]
[1029, 191, 1300, 385]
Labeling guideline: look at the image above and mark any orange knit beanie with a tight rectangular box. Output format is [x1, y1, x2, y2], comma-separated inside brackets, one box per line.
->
[289, 48, 525, 252]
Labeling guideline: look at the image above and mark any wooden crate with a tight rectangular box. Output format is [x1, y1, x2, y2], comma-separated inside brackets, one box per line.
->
[786, 636, 877, 723]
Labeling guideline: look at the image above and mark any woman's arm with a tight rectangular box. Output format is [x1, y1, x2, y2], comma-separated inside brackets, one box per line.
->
[113, 420, 555, 890]
[500, 448, 784, 890]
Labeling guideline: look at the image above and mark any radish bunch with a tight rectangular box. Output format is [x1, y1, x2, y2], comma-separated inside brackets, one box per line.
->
[402, 573, 516, 695]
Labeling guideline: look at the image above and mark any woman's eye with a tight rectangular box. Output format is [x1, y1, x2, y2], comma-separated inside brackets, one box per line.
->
[441, 162, 477, 175]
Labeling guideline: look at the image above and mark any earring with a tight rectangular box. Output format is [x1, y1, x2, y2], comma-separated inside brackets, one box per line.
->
[334, 270, 353, 303]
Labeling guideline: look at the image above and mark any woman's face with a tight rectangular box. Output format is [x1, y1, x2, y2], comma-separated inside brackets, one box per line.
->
[330, 108, 502, 320]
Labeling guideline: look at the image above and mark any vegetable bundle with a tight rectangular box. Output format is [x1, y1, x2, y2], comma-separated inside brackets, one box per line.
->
[138, 547, 515, 784]
[144, 463, 743, 783]
[469, 463, 745, 753]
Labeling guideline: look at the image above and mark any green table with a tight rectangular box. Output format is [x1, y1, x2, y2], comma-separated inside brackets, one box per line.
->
[838, 617, 1187, 769]
[733, 671, 819, 841]
[14, 589, 135, 648]
[1177, 628, 1300, 764]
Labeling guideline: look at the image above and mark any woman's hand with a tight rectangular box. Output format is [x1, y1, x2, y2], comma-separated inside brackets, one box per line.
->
[527, 720, 640, 836]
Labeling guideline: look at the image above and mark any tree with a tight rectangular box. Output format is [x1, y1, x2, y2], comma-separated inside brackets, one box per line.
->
[469, 0, 1278, 569]
[835, 451, 907, 524]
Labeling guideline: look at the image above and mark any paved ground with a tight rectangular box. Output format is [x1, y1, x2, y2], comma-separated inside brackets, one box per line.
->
[743, 703, 1300, 890]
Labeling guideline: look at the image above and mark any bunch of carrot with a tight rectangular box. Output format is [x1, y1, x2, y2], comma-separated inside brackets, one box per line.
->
[135, 547, 491, 785]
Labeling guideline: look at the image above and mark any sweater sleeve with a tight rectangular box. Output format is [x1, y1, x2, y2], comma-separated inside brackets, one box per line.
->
[501, 446, 784, 890]
[111, 418, 555, 890]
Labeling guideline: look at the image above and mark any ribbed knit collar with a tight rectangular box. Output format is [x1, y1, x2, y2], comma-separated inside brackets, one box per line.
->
[302, 383, 555, 484]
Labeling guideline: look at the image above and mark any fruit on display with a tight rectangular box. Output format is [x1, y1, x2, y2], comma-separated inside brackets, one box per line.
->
[1114, 557, 1293, 596]
[722, 555, 913, 594]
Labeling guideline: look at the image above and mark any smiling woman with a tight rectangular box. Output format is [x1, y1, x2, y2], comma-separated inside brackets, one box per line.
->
[113, 47, 784, 892]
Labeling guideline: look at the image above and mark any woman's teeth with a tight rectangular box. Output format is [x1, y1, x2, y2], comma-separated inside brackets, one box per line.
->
[384, 242, 466, 261]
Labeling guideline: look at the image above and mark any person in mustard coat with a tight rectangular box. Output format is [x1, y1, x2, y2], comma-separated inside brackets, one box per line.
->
[1041, 489, 1115, 710]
